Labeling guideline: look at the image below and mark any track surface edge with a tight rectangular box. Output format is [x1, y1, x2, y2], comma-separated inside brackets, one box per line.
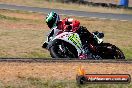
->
[0, 58, 132, 63]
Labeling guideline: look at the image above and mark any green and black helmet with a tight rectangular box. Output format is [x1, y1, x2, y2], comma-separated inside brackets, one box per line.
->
[46, 11, 60, 29]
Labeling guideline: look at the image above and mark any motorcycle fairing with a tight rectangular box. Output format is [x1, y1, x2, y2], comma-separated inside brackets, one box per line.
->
[52, 32, 83, 56]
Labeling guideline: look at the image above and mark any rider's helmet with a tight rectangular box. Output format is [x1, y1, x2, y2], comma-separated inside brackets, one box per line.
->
[46, 11, 60, 29]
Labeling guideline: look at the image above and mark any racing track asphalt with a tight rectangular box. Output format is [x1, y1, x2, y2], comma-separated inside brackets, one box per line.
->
[0, 3, 132, 21]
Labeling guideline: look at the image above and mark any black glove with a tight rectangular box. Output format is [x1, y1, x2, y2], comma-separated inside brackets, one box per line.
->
[93, 31, 104, 38]
[98, 32, 104, 38]
[42, 42, 48, 48]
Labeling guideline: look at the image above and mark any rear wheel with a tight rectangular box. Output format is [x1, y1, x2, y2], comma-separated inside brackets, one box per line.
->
[97, 43, 125, 59]
[49, 40, 78, 58]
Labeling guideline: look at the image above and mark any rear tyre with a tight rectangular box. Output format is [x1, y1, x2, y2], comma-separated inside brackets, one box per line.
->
[97, 43, 125, 59]
[112, 45, 125, 59]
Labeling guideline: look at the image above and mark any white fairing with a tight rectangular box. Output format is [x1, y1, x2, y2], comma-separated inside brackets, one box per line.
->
[51, 32, 83, 56]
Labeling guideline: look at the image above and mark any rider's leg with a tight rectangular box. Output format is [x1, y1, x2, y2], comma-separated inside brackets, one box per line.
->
[76, 26, 93, 59]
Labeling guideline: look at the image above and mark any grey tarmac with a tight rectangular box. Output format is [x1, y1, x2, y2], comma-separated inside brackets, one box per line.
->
[0, 3, 132, 21]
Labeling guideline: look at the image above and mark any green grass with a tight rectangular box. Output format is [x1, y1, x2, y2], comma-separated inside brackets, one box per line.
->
[29, 79, 131, 88]
[24, 51, 51, 58]
[122, 48, 132, 59]
[1, 76, 132, 88]
[0, 14, 43, 24]
[0, 14, 21, 21]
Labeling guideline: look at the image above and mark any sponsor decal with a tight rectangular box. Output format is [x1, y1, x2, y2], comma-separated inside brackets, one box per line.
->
[68, 34, 82, 49]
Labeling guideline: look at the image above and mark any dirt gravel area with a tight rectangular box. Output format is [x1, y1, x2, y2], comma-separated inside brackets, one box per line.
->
[0, 62, 132, 83]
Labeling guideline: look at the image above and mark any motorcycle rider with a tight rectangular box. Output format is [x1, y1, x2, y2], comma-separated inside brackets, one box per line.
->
[42, 11, 103, 59]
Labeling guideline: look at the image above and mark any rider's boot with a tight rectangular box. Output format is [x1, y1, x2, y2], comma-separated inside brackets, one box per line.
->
[79, 44, 93, 59]
[81, 44, 102, 59]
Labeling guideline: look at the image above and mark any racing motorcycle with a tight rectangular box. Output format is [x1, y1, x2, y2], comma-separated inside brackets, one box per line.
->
[42, 28, 125, 59]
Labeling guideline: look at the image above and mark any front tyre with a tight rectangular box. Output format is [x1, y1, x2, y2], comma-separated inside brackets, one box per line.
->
[49, 40, 78, 58]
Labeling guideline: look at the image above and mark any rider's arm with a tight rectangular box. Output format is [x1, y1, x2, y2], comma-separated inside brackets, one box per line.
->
[47, 27, 61, 42]
[47, 29, 54, 42]
[42, 29, 54, 48]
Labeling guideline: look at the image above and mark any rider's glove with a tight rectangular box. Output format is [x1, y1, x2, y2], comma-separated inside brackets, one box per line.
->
[42, 42, 48, 48]
[93, 31, 104, 38]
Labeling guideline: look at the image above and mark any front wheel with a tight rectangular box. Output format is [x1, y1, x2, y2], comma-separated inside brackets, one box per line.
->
[49, 40, 78, 58]
[97, 43, 125, 59]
